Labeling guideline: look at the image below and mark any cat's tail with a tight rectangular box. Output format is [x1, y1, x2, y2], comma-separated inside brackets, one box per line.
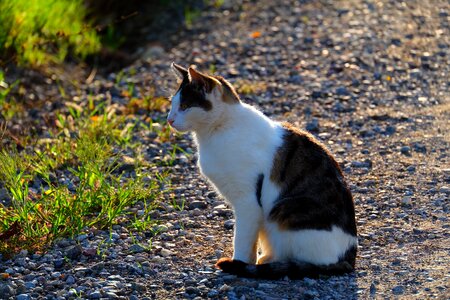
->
[215, 258, 354, 280]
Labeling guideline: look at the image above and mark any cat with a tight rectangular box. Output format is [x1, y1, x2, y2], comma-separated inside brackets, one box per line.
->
[167, 63, 357, 279]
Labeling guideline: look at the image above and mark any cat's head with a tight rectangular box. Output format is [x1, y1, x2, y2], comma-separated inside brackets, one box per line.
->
[167, 63, 240, 132]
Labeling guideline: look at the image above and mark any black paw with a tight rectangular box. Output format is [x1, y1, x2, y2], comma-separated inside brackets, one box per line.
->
[215, 258, 247, 273]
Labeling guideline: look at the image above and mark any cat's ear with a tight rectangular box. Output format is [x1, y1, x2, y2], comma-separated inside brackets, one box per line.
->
[188, 67, 219, 93]
[171, 62, 188, 79]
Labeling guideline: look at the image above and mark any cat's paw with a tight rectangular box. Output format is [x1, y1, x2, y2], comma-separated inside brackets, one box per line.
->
[215, 257, 247, 274]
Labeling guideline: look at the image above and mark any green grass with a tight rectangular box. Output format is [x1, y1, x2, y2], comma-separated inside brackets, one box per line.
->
[0, 0, 100, 65]
[0, 103, 170, 257]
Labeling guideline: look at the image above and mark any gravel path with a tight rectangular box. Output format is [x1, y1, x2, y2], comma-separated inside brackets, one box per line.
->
[1, 0, 449, 299]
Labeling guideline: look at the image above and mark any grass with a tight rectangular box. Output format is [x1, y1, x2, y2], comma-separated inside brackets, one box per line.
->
[0, 99, 172, 257]
[234, 79, 267, 95]
[0, 70, 21, 120]
[0, 0, 100, 66]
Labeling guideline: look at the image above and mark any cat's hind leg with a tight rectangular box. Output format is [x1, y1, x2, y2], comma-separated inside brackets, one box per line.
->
[257, 228, 273, 264]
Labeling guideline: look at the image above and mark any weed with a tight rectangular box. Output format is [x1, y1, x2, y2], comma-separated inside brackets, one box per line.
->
[235, 79, 267, 95]
[0, 106, 167, 256]
[0, 0, 100, 65]
[184, 8, 201, 28]
[171, 197, 185, 212]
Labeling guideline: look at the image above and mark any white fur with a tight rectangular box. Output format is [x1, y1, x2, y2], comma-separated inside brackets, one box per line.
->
[168, 83, 357, 265]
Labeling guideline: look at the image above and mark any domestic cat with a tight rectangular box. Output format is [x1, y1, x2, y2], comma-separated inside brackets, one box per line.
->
[167, 63, 357, 279]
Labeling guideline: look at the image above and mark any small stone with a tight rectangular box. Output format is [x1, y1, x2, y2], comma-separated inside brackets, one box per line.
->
[151, 256, 165, 263]
[392, 285, 404, 295]
[129, 244, 146, 253]
[219, 284, 231, 292]
[370, 282, 377, 295]
[311, 90, 323, 99]
[24, 282, 35, 290]
[88, 290, 102, 299]
[439, 186, 450, 194]
[76, 234, 88, 242]
[188, 200, 207, 210]
[16, 294, 31, 300]
[412, 142, 426, 153]
[374, 72, 382, 80]
[142, 45, 165, 60]
[207, 289, 219, 297]
[401, 196, 412, 206]
[82, 248, 97, 257]
[406, 165, 416, 173]
[185, 287, 200, 295]
[304, 290, 319, 297]
[106, 292, 119, 299]
[54, 258, 64, 269]
[400, 146, 411, 156]
[224, 220, 234, 230]
[65, 245, 82, 260]
[160, 248, 173, 257]
[351, 160, 372, 169]
[258, 283, 277, 289]
[66, 275, 76, 284]
[303, 277, 316, 286]
[384, 125, 396, 135]
[391, 38, 402, 46]
[132, 282, 147, 292]
[0, 284, 15, 298]
[305, 118, 319, 132]
[335, 86, 350, 96]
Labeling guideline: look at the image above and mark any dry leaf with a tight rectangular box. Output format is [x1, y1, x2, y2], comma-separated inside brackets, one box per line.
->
[250, 31, 261, 38]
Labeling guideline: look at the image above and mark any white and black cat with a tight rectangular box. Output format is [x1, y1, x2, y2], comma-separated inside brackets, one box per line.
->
[167, 63, 357, 279]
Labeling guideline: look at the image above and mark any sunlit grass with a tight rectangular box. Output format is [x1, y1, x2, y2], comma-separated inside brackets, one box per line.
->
[0, 103, 171, 257]
[0, 0, 100, 65]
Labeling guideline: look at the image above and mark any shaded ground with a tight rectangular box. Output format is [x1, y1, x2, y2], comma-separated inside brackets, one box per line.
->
[0, 0, 449, 299]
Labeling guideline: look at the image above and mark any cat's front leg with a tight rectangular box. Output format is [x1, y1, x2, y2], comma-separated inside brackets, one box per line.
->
[231, 200, 262, 264]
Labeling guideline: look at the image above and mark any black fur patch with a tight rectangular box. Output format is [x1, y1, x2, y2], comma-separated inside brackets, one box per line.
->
[256, 173, 264, 207]
[270, 122, 357, 236]
[175, 77, 212, 111]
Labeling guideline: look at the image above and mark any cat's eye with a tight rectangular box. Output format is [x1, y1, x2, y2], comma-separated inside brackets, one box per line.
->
[179, 103, 188, 110]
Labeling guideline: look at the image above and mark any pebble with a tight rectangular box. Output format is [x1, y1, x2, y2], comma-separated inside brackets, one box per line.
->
[129, 244, 146, 253]
[392, 285, 405, 295]
[401, 196, 412, 206]
[53, 258, 65, 269]
[188, 200, 207, 210]
[88, 290, 102, 299]
[0, 284, 15, 298]
[439, 186, 450, 194]
[65, 245, 82, 260]
[305, 118, 320, 132]
[160, 248, 174, 257]
[224, 220, 234, 230]
[400, 146, 411, 156]
[16, 294, 31, 300]
[207, 289, 220, 297]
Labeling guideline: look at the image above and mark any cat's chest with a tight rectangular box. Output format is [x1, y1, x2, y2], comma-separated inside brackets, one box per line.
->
[198, 142, 243, 179]
[196, 132, 278, 187]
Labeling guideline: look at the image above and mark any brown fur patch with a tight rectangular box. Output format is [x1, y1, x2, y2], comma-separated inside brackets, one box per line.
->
[188, 67, 220, 93]
[213, 76, 241, 104]
[269, 122, 357, 236]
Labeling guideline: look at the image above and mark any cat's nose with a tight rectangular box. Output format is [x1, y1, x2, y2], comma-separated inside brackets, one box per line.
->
[168, 119, 174, 126]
